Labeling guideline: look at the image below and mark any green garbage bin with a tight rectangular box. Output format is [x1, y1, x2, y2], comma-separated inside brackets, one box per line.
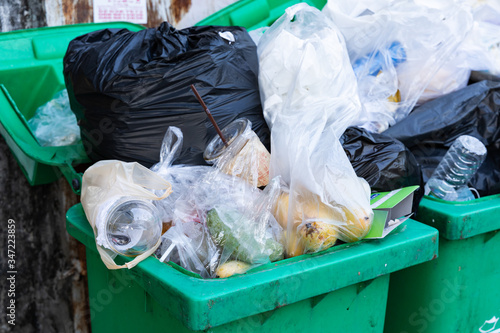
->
[66, 203, 438, 333]
[196, 0, 327, 29]
[385, 194, 500, 333]
[0, 22, 145, 193]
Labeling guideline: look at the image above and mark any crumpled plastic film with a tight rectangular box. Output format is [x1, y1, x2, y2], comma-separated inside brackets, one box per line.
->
[28, 89, 80, 146]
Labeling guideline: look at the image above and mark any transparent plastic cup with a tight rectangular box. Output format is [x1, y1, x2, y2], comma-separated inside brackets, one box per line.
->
[204, 118, 270, 187]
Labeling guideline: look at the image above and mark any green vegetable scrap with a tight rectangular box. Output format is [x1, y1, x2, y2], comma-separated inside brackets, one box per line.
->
[206, 207, 284, 264]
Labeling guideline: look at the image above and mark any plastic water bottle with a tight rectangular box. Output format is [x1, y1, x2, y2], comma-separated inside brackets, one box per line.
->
[105, 198, 162, 256]
[425, 135, 487, 201]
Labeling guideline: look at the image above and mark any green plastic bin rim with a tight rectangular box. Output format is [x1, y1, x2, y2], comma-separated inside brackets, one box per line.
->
[422, 193, 500, 205]
[66, 203, 438, 331]
[417, 194, 500, 240]
[195, 0, 327, 30]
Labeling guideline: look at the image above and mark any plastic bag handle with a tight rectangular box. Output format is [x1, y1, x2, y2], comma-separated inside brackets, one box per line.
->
[96, 237, 162, 270]
[124, 161, 173, 201]
[157, 127, 183, 171]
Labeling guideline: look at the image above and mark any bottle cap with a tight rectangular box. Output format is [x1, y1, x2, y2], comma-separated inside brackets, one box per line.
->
[456, 135, 487, 157]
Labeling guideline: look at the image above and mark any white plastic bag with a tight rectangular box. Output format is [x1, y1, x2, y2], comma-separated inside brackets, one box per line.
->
[418, 0, 500, 103]
[258, 4, 373, 258]
[323, 0, 474, 132]
[418, 61, 471, 104]
[258, 4, 362, 136]
[81, 161, 172, 269]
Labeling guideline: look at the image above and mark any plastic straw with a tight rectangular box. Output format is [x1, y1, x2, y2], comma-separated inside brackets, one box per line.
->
[190, 84, 228, 146]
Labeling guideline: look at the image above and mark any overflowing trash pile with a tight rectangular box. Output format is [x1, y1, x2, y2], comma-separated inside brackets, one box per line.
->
[32, 0, 500, 277]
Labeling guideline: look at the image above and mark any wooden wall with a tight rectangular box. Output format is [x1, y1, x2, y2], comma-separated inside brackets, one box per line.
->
[0, 0, 237, 32]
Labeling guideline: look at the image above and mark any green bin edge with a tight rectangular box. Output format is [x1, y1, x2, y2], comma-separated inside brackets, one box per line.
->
[66, 203, 438, 331]
[387, 194, 500, 332]
[0, 22, 145, 193]
[417, 194, 500, 240]
[195, 0, 327, 29]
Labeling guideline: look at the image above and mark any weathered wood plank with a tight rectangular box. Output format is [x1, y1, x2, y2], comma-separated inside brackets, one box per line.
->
[0, 0, 47, 32]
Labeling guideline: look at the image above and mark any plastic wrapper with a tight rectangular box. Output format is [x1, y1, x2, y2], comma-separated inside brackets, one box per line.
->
[64, 22, 269, 167]
[258, 4, 373, 258]
[158, 220, 219, 279]
[157, 173, 284, 278]
[150, 127, 212, 224]
[384, 80, 500, 197]
[323, 0, 473, 132]
[27, 89, 80, 146]
[81, 160, 172, 269]
[204, 118, 270, 187]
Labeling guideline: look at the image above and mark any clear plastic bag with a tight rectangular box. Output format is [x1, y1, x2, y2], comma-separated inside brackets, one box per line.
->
[27, 89, 80, 146]
[158, 220, 220, 279]
[323, 0, 474, 132]
[419, 3, 500, 103]
[154, 127, 283, 278]
[150, 127, 212, 224]
[157, 174, 284, 278]
[456, 1, 500, 70]
[258, 4, 373, 258]
[418, 62, 471, 104]
[192, 169, 284, 269]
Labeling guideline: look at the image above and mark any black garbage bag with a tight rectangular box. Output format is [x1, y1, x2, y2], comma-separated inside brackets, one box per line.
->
[63, 22, 269, 167]
[384, 80, 500, 196]
[340, 127, 422, 193]
[469, 71, 500, 84]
